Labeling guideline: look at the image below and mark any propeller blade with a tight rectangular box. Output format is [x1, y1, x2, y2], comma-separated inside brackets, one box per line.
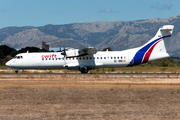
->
[60, 45, 61, 52]
[63, 44, 66, 56]
[63, 41, 66, 66]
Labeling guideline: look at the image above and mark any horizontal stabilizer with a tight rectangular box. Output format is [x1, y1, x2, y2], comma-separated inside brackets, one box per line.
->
[160, 25, 174, 31]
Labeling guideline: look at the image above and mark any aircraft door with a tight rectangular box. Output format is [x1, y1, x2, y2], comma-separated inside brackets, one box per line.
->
[129, 52, 134, 66]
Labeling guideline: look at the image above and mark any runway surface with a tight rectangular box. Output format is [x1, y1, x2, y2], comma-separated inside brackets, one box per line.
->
[1, 73, 180, 85]
[1, 72, 180, 77]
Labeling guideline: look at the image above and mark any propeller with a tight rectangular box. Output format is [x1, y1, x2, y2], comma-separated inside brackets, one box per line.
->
[61, 42, 67, 67]
[61, 41, 66, 55]
[61, 45, 66, 56]
[59, 45, 61, 52]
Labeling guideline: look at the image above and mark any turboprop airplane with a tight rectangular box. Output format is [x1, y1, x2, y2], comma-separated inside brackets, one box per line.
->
[6, 25, 174, 74]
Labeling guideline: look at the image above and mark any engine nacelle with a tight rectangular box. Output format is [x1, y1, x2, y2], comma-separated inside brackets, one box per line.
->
[62, 47, 97, 58]
[65, 49, 79, 57]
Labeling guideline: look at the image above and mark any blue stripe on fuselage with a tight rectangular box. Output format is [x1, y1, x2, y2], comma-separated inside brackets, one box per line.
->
[128, 35, 171, 66]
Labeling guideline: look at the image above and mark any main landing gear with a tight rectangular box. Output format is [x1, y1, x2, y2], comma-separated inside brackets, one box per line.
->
[80, 67, 88, 74]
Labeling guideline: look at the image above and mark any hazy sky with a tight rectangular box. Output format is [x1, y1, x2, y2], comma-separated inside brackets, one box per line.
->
[0, 0, 179, 29]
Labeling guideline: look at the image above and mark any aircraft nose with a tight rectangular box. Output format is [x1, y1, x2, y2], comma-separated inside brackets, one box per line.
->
[5, 61, 11, 67]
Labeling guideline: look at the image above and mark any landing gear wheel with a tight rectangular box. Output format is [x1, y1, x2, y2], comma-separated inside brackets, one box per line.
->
[80, 68, 88, 74]
[15, 69, 19, 74]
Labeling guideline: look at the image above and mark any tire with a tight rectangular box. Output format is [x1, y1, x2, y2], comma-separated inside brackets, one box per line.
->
[80, 68, 88, 74]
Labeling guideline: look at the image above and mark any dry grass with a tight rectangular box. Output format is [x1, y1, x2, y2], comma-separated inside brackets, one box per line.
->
[0, 74, 180, 119]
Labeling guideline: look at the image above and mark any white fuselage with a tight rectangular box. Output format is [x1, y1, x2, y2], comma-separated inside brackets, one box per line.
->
[5, 25, 175, 73]
[6, 50, 130, 70]
[5, 48, 172, 70]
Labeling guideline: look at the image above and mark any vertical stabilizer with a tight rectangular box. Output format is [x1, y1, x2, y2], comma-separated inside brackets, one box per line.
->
[152, 25, 174, 53]
[128, 25, 174, 66]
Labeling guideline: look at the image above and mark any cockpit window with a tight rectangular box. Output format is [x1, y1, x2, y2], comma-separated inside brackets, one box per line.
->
[14, 56, 23, 59]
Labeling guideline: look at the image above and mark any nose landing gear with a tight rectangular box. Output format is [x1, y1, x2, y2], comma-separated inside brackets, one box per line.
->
[15, 69, 19, 74]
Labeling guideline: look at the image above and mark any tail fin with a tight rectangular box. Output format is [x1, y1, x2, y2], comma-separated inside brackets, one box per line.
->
[141, 25, 174, 53]
[129, 25, 174, 66]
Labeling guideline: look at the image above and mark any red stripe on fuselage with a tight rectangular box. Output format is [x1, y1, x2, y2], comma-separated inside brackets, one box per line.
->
[142, 39, 163, 63]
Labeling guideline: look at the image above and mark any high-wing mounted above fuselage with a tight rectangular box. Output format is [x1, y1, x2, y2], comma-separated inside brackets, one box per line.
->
[6, 25, 175, 74]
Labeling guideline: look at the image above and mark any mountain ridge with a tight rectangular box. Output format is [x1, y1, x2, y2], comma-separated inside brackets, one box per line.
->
[1, 15, 180, 56]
